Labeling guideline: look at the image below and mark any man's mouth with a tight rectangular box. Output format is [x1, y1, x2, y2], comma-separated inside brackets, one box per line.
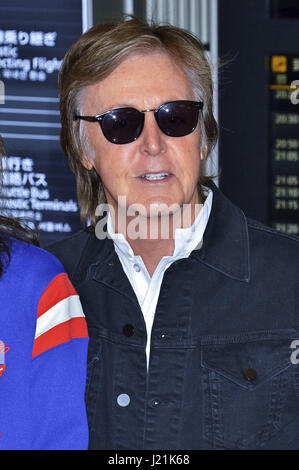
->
[139, 172, 170, 181]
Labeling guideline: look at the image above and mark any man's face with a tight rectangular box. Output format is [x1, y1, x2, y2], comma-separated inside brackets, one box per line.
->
[81, 52, 204, 219]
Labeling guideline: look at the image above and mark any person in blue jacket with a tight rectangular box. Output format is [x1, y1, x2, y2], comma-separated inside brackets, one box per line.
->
[0, 135, 89, 450]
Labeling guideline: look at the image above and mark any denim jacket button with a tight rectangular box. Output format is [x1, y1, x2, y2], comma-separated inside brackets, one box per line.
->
[117, 393, 131, 407]
[123, 324, 134, 337]
[243, 367, 257, 381]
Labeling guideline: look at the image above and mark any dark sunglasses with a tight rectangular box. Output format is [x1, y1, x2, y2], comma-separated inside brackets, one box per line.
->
[74, 100, 203, 145]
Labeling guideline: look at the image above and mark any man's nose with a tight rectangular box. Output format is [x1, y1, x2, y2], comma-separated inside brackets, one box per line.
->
[139, 112, 167, 156]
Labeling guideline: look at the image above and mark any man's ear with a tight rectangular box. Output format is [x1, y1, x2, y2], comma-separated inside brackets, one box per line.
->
[200, 145, 208, 161]
[81, 155, 93, 171]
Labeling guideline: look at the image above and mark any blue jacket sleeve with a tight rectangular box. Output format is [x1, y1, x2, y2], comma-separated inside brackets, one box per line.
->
[30, 337, 89, 450]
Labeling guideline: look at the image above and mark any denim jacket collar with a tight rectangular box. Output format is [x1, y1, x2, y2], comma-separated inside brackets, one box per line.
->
[190, 181, 250, 283]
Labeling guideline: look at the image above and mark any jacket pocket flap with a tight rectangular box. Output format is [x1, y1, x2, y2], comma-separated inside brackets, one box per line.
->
[201, 337, 292, 389]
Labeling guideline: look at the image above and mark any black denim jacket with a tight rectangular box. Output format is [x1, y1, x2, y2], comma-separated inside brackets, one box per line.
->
[48, 182, 299, 450]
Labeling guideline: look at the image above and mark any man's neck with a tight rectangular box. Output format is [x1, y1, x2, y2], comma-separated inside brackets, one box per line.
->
[126, 235, 175, 277]
[113, 204, 202, 277]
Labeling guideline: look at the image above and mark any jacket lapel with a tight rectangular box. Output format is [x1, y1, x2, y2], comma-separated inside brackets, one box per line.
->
[191, 182, 250, 282]
[81, 221, 141, 308]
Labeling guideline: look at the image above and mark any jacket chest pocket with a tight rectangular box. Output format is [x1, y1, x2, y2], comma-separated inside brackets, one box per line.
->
[201, 335, 294, 449]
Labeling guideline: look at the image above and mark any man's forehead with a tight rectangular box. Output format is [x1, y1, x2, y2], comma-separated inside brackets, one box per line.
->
[83, 58, 194, 112]
[88, 52, 189, 89]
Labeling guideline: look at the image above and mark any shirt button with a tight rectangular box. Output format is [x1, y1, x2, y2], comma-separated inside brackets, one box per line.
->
[123, 324, 134, 337]
[117, 393, 131, 407]
[243, 368, 257, 381]
[133, 263, 141, 272]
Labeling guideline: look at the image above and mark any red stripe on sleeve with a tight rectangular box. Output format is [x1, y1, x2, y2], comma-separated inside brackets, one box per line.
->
[32, 317, 88, 359]
[37, 273, 77, 318]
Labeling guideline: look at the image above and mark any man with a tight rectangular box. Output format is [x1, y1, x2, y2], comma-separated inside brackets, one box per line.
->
[48, 18, 299, 450]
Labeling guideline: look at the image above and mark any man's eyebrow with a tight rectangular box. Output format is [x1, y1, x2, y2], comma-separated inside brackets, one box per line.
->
[100, 103, 137, 112]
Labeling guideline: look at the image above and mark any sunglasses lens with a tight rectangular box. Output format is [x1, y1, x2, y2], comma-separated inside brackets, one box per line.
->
[101, 108, 143, 144]
[156, 101, 199, 137]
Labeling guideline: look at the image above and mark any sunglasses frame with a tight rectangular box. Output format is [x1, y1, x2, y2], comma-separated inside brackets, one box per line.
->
[74, 100, 203, 144]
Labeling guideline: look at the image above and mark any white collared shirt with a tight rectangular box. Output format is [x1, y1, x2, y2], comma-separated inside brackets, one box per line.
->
[107, 188, 213, 369]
